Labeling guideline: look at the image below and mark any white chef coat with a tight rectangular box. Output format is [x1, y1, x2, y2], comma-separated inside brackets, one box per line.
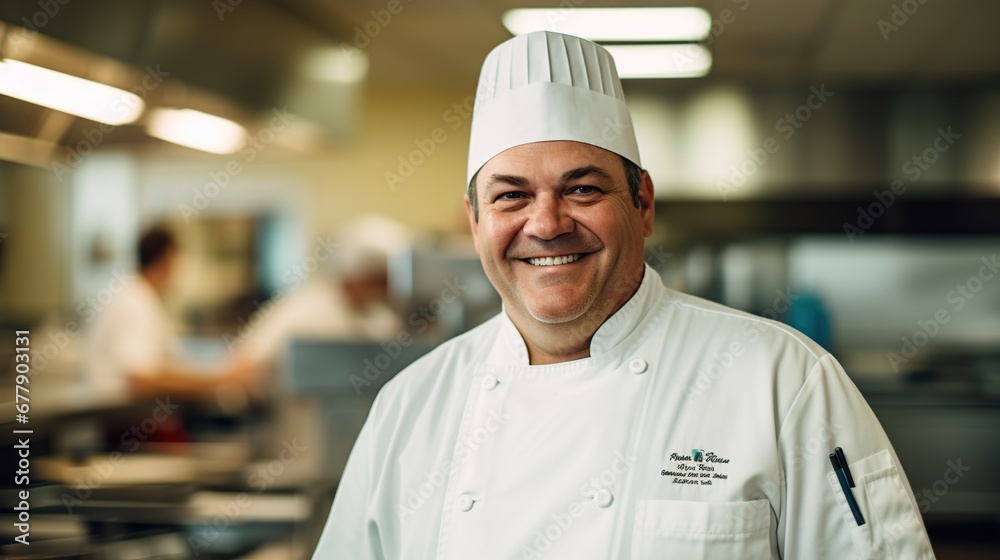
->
[84, 276, 176, 402]
[313, 264, 935, 559]
[238, 279, 402, 366]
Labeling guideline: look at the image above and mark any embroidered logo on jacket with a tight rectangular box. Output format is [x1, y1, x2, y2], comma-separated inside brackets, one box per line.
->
[661, 450, 731, 485]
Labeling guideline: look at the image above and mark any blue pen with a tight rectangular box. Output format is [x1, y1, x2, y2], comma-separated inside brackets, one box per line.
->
[835, 447, 855, 487]
[830, 452, 865, 526]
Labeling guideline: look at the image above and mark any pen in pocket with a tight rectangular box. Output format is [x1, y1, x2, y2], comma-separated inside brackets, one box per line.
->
[830, 449, 865, 526]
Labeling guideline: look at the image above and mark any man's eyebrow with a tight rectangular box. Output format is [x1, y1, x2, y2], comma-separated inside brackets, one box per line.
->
[483, 166, 614, 194]
[561, 166, 614, 184]
[484, 174, 530, 191]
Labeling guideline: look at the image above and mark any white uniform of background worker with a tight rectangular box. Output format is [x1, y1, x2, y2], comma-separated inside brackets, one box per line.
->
[238, 215, 409, 367]
[313, 31, 935, 559]
[85, 226, 255, 403]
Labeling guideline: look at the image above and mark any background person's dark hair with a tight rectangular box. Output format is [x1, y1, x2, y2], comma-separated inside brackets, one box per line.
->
[138, 226, 176, 270]
[467, 155, 644, 222]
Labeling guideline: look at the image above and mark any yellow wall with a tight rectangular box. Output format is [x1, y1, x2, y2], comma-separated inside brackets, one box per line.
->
[0, 164, 68, 319]
[135, 85, 478, 244]
[300, 86, 476, 237]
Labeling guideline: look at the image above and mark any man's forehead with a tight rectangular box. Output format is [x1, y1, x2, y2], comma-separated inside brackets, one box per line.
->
[481, 141, 621, 176]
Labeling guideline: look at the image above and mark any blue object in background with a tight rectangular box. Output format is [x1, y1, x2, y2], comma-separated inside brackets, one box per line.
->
[786, 293, 833, 352]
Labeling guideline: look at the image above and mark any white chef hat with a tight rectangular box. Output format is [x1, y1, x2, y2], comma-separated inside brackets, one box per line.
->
[334, 214, 411, 279]
[467, 31, 641, 185]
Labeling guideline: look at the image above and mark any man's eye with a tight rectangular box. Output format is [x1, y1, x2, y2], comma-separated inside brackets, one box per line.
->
[498, 192, 524, 201]
[572, 185, 599, 194]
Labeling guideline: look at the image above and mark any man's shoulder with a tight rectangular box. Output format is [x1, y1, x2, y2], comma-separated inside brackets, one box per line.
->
[657, 287, 843, 421]
[661, 286, 828, 362]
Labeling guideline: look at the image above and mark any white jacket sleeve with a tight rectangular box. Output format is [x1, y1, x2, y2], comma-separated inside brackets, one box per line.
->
[776, 354, 935, 559]
[312, 395, 384, 560]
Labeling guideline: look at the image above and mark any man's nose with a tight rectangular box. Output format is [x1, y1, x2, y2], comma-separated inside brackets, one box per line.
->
[522, 194, 574, 240]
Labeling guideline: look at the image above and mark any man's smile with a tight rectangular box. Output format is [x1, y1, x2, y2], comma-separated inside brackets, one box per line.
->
[522, 253, 586, 266]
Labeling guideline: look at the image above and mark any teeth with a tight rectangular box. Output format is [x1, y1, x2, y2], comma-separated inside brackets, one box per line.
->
[527, 254, 582, 266]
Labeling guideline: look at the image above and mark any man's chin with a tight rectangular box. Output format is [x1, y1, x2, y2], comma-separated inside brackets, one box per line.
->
[523, 297, 590, 325]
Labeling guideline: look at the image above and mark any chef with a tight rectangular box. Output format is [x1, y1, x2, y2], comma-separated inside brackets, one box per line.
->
[236, 214, 409, 367]
[313, 31, 935, 559]
[84, 226, 256, 402]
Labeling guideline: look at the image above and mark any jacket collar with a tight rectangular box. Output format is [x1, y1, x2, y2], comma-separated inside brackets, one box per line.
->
[493, 264, 662, 366]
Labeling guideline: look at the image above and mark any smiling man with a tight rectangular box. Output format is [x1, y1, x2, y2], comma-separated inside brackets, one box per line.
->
[312, 31, 934, 559]
[472, 141, 652, 364]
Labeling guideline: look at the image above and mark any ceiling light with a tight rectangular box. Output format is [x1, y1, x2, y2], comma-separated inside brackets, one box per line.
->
[301, 46, 369, 84]
[604, 44, 712, 79]
[502, 7, 711, 42]
[0, 59, 144, 125]
[147, 108, 247, 154]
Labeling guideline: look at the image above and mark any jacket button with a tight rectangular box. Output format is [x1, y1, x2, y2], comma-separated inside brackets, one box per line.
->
[593, 489, 613, 508]
[629, 359, 648, 374]
[481, 374, 499, 391]
[457, 494, 475, 512]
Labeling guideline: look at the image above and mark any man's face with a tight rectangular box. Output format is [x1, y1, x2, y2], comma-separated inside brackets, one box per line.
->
[466, 141, 654, 328]
[342, 271, 389, 310]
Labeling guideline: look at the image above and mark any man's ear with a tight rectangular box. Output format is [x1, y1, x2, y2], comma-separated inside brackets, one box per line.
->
[639, 171, 655, 238]
[464, 194, 480, 253]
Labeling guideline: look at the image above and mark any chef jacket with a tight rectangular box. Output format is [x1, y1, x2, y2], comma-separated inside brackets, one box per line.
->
[84, 276, 176, 402]
[239, 278, 402, 366]
[313, 264, 935, 559]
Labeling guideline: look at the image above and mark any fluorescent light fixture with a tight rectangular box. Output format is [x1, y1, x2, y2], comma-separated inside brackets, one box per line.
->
[147, 108, 247, 154]
[502, 7, 711, 42]
[605, 44, 712, 79]
[0, 59, 144, 125]
[302, 46, 369, 84]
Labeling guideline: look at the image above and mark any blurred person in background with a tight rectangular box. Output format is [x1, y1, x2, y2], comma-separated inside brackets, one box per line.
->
[229, 215, 410, 494]
[235, 214, 409, 368]
[84, 225, 258, 403]
[313, 32, 934, 559]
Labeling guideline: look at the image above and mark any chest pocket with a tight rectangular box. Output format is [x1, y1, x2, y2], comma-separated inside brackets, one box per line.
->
[630, 499, 773, 560]
[827, 449, 935, 559]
